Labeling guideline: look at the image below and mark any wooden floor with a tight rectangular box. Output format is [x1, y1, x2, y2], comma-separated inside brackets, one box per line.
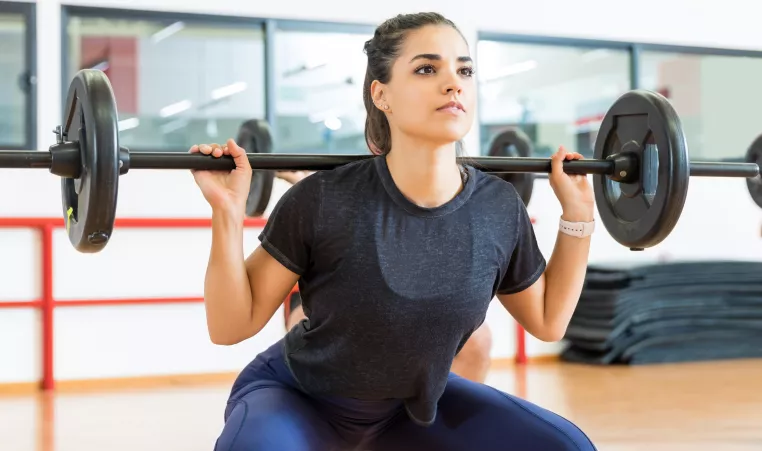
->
[2, 358, 761, 451]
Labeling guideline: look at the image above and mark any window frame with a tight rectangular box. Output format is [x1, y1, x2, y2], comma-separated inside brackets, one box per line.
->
[59, 7, 379, 154]
[476, 32, 762, 160]
[0, 1, 37, 151]
[60, 6, 269, 153]
[475, 32, 638, 159]
[269, 19, 376, 154]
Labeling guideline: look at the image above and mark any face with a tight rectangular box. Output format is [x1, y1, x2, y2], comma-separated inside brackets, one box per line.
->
[371, 25, 476, 147]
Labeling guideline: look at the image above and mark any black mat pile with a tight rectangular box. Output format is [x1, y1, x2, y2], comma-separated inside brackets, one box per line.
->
[561, 260, 762, 365]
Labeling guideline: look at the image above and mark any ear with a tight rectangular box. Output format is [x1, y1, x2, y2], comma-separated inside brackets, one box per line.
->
[370, 80, 388, 112]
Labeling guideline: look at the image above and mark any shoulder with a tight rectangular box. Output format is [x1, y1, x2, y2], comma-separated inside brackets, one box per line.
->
[274, 156, 378, 209]
[281, 156, 373, 193]
[319, 156, 378, 185]
[468, 167, 524, 213]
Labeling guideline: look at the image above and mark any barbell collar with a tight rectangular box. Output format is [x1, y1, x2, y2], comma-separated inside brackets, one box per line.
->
[50, 142, 82, 179]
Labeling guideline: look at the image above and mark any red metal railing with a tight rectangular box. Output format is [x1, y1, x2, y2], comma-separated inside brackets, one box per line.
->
[0, 217, 267, 390]
[0, 216, 530, 391]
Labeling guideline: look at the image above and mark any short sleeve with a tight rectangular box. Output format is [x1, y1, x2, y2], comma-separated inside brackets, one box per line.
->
[258, 175, 321, 275]
[497, 192, 547, 295]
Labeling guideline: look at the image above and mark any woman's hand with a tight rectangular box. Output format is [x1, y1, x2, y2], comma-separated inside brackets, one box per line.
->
[190, 138, 252, 217]
[276, 171, 313, 185]
[548, 146, 595, 222]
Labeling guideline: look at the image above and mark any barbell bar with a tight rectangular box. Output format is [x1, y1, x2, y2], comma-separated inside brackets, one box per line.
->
[1, 69, 760, 254]
[4, 150, 756, 178]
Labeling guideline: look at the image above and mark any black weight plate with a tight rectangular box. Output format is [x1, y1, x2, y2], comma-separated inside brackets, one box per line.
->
[60, 69, 120, 253]
[745, 135, 762, 210]
[237, 119, 275, 217]
[593, 90, 689, 249]
[487, 127, 535, 206]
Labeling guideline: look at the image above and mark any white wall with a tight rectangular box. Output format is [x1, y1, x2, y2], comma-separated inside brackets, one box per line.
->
[1, 0, 762, 385]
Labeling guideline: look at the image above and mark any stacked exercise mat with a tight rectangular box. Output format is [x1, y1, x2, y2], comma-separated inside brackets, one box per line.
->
[561, 260, 762, 365]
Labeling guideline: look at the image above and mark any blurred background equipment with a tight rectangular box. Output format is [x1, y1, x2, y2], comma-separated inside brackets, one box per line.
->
[487, 127, 535, 206]
[563, 261, 762, 364]
[746, 135, 762, 209]
[237, 119, 275, 217]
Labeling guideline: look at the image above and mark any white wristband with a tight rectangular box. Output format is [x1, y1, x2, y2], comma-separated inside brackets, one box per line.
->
[559, 217, 595, 237]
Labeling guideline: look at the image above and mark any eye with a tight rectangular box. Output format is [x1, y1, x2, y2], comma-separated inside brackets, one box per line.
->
[415, 64, 436, 75]
[459, 66, 475, 77]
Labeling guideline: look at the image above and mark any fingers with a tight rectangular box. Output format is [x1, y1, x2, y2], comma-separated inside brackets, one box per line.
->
[196, 143, 221, 156]
[560, 149, 586, 182]
[550, 146, 567, 175]
[192, 141, 241, 158]
[550, 147, 589, 183]
[227, 138, 251, 171]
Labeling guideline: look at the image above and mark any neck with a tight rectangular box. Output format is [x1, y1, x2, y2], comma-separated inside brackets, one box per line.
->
[384, 135, 464, 209]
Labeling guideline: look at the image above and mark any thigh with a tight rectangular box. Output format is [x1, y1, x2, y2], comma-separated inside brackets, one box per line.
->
[214, 382, 341, 451]
[373, 375, 597, 451]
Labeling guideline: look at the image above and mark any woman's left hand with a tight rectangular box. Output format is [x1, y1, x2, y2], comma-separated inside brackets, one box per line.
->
[548, 146, 595, 222]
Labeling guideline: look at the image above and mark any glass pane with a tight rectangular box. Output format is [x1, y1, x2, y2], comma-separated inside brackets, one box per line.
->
[0, 12, 28, 148]
[640, 51, 762, 161]
[477, 41, 631, 158]
[65, 15, 266, 152]
[275, 30, 372, 154]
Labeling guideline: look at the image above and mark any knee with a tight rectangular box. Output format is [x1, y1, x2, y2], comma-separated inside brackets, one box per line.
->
[552, 427, 597, 451]
[216, 400, 306, 451]
[459, 323, 493, 364]
[216, 400, 249, 451]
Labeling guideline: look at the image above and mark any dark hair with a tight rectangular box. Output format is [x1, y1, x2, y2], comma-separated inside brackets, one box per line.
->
[362, 12, 466, 156]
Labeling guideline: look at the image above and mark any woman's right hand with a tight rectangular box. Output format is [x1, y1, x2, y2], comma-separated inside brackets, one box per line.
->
[190, 138, 252, 216]
[275, 170, 313, 185]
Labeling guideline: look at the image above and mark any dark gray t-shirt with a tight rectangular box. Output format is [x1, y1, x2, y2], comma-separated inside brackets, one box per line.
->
[258, 155, 546, 426]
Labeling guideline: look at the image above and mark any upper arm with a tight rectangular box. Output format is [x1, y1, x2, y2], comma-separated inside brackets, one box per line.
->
[244, 174, 321, 334]
[497, 273, 547, 340]
[494, 188, 548, 338]
[244, 245, 300, 334]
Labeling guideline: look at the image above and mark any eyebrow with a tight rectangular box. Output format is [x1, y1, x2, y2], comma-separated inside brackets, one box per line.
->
[409, 53, 472, 63]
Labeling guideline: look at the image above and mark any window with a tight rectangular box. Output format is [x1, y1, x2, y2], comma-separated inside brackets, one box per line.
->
[273, 24, 373, 154]
[476, 39, 632, 158]
[638, 49, 762, 161]
[63, 8, 266, 152]
[0, 2, 35, 150]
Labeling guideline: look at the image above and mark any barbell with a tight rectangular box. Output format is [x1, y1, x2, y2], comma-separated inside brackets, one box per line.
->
[1, 69, 760, 253]
[486, 119, 762, 213]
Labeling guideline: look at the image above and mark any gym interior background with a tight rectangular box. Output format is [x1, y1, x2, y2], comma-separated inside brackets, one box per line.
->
[1, 0, 761, 449]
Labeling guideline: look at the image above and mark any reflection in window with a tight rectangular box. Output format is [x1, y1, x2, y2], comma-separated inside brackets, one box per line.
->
[476, 41, 631, 158]
[65, 12, 266, 151]
[639, 51, 762, 161]
[0, 10, 31, 149]
[275, 30, 371, 154]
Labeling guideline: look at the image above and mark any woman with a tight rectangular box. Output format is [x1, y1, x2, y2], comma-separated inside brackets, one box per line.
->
[192, 12, 597, 451]
[276, 170, 494, 384]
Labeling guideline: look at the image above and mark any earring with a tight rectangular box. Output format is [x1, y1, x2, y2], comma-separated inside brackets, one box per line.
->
[383, 105, 389, 110]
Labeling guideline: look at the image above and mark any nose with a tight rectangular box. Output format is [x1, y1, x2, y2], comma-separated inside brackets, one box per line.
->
[441, 67, 464, 95]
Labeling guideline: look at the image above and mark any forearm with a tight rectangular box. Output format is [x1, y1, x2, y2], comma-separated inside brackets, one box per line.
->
[203, 210, 253, 342]
[542, 214, 593, 334]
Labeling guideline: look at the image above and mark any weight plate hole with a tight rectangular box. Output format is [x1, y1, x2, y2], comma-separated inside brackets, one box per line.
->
[643, 141, 659, 205]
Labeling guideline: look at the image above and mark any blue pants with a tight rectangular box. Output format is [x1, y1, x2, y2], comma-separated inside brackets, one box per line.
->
[214, 340, 597, 451]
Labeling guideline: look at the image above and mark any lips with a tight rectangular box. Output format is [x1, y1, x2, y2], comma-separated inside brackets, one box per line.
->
[437, 101, 465, 112]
